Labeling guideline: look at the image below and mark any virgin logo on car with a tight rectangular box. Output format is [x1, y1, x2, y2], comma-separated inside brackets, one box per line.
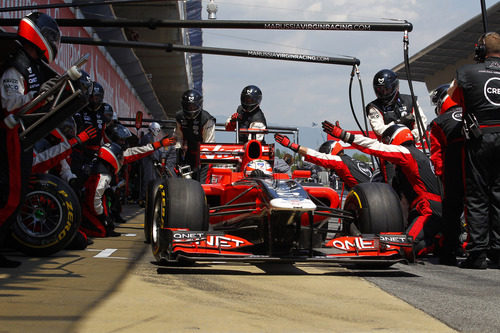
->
[484, 77, 500, 106]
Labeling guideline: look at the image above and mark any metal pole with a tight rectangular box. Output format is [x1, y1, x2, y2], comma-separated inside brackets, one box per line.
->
[0, 18, 413, 32]
[480, 0, 489, 33]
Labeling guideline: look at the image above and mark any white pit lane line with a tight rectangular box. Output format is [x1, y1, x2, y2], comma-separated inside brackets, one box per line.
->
[88, 248, 129, 260]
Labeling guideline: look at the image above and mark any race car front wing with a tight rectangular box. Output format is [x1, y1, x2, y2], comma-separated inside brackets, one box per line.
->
[159, 229, 414, 266]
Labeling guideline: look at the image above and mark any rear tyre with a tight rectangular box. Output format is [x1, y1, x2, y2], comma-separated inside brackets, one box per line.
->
[151, 178, 208, 263]
[343, 182, 404, 234]
[11, 174, 81, 256]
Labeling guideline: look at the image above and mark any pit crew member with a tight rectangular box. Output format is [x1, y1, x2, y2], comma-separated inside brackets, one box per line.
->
[225, 85, 267, 143]
[323, 121, 442, 257]
[448, 32, 500, 269]
[274, 134, 372, 190]
[0, 12, 61, 267]
[81, 123, 175, 237]
[429, 84, 464, 266]
[174, 89, 215, 182]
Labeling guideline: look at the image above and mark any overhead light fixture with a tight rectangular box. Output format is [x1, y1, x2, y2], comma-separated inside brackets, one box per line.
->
[207, 0, 217, 20]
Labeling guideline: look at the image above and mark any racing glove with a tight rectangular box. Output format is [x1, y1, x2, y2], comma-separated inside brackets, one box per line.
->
[274, 133, 300, 152]
[153, 136, 176, 150]
[230, 112, 240, 122]
[69, 125, 97, 147]
[322, 120, 354, 144]
[39, 77, 59, 95]
[396, 113, 415, 128]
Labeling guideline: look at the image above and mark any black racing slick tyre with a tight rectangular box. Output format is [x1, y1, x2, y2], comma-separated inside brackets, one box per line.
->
[144, 178, 165, 244]
[343, 182, 404, 234]
[151, 178, 208, 263]
[11, 173, 81, 256]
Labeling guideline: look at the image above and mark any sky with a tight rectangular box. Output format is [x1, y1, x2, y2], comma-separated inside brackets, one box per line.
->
[199, 0, 499, 148]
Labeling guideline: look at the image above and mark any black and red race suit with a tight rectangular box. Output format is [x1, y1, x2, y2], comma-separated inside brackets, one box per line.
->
[175, 109, 215, 182]
[429, 101, 464, 253]
[71, 106, 105, 181]
[81, 142, 158, 237]
[302, 147, 372, 189]
[347, 134, 442, 256]
[0, 49, 50, 225]
[225, 105, 267, 143]
[450, 56, 500, 256]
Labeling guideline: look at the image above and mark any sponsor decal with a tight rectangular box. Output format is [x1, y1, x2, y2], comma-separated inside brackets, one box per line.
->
[172, 232, 252, 249]
[484, 77, 500, 106]
[379, 234, 408, 243]
[451, 110, 462, 122]
[326, 236, 376, 251]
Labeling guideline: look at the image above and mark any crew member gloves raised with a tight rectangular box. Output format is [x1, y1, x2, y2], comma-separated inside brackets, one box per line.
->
[153, 136, 176, 150]
[274, 133, 300, 152]
[322, 120, 354, 144]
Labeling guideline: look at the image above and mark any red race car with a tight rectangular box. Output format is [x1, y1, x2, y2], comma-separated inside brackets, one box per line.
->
[148, 135, 414, 268]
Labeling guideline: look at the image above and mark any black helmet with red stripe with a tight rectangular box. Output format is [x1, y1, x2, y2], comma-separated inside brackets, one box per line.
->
[98, 142, 124, 174]
[17, 12, 61, 63]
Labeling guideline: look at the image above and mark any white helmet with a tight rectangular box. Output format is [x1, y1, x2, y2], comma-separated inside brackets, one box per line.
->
[244, 159, 272, 177]
[149, 122, 161, 137]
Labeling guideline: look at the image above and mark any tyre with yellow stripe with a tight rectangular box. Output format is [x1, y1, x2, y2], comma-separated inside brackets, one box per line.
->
[343, 182, 404, 234]
[11, 173, 81, 256]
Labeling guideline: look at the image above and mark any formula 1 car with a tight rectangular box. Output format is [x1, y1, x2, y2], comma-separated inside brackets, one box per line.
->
[148, 136, 414, 268]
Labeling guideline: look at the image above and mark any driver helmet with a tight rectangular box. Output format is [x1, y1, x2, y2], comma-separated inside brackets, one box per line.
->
[373, 69, 399, 105]
[181, 89, 203, 119]
[244, 159, 272, 177]
[17, 12, 61, 63]
[240, 85, 262, 112]
[148, 122, 161, 137]
[318, 140, 343, 155]
[381, 124, 414, 146]
[105, 123, 133, 150]
[89, 82, 104, 111]
[98, 142, 124, 174]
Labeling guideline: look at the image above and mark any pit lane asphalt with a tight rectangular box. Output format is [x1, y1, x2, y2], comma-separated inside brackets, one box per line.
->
[1, 205, 498, 333]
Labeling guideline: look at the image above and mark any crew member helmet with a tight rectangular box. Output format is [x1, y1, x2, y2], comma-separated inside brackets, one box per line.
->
[17, 12, 61, 63]
[373, 69, 399, 104]
[244, 159, 272, 177]
[240, 85, 262, 112]
[318, 140, 343, 155]
[105, 123, 133, 150]
[89, 82, 104, 110]
[381, 124, 414, 146]
[181, 89, 203, 119]
[102, 103, 115, 124]
[58, 117, 77, 139]
[78, 70, 93, 98]
[98, 142, 124, 174]
[430, 84, 454, 116]
[149, 122, 161, 137]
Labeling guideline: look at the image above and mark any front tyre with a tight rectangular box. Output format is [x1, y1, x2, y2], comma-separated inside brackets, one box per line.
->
[344, 182, 404, 234]
[151, 178, 208, 263]
[11, 174, 81, 256]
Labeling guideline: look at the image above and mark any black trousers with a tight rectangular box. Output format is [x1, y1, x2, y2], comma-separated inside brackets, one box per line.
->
[464, 133, 500, 254]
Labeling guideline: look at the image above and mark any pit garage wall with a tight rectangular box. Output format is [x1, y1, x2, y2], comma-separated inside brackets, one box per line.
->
[0, 0, 147, 119]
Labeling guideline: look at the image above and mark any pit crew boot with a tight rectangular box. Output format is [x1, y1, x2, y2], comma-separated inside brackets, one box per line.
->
[460, 251, 487, 269]
[487, 250, 500, 268]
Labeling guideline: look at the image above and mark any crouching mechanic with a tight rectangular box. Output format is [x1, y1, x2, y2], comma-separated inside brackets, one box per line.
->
[81, 123, 175, 237]
[322, 120, 442, 257]
[274, 134, 372, 190]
